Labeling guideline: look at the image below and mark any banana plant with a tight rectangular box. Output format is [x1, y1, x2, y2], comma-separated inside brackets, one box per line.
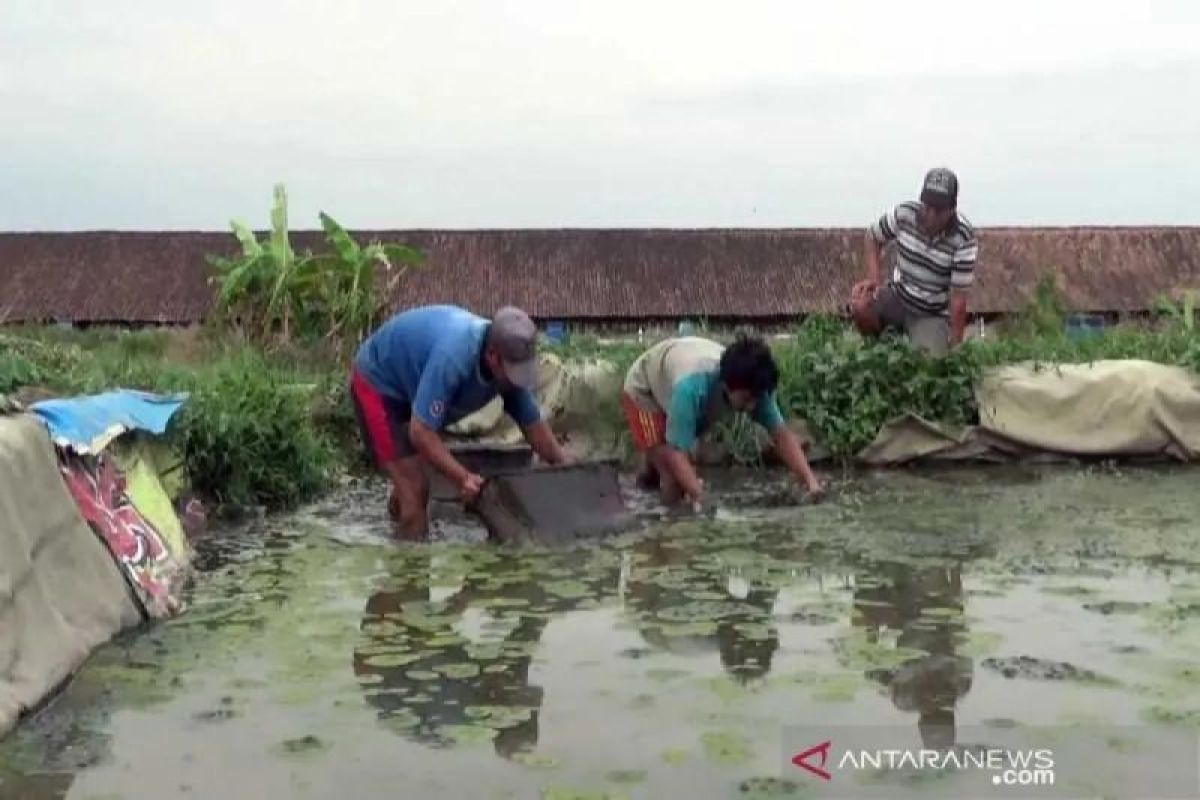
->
[264, 184, 300, 342]
[317, 211, 425, 355]
[206, 220, 272, 338]
[1156, 290, 1198, 332]
[206, 184, 427, 353]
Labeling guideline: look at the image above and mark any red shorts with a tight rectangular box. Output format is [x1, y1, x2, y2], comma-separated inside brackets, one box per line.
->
[621, 392, 667, 452]
[349, 369, 415, 467]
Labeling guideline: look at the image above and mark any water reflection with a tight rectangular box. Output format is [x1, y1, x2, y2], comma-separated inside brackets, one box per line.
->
[852, 559, 973, 749]
[0, 770, 76, 800]
[352, 549, 618, 759]
[352, 532, 792, 759]
[621, 536, 780, 684]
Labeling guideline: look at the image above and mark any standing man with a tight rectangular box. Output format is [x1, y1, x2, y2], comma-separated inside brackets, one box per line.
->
[621, 333, 824, 511]
[351, 304, 570, 539]
[850, 168, 979, 356]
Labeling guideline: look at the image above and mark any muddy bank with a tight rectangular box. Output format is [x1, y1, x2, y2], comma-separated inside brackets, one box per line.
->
[3, 465, 1200, 799]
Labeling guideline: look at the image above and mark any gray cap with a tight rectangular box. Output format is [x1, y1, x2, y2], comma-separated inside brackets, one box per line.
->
[920, 167, 959, 210]
[490, 306, 539, 389]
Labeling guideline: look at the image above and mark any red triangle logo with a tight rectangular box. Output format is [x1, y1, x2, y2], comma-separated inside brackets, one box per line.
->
[791, 740, 833, 781]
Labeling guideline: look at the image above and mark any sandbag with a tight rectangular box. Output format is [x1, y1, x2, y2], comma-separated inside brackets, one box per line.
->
[857, 414, 1017, 465]
[0, 414, 141, 736]
[858, 360, 1200, 465]
[979, 360, 1200, 459]
[447, 353, 622, 443]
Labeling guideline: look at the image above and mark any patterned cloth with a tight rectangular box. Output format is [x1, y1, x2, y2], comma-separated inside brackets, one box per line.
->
[57, 450, 186, 619]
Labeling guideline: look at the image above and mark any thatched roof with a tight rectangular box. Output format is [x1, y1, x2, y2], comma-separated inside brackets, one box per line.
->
[1, 227, 1197, 324]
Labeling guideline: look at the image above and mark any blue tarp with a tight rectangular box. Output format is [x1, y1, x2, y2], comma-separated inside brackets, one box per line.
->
[30, 390, 189, 455]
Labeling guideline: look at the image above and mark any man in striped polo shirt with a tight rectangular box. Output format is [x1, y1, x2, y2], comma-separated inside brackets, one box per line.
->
[850, 168, 979, 356]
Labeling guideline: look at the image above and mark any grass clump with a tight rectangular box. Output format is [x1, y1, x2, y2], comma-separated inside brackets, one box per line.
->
[1, 328, 339, 512]
[173, 354, 332, 510]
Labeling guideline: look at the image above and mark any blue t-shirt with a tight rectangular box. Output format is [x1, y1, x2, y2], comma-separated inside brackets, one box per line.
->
[665, 372, 785, 451]
[354, 305, 541, 431]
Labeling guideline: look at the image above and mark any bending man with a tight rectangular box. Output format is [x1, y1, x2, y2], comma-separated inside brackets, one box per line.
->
[621, 333, 823, 510]
[351, 304, 570, 539]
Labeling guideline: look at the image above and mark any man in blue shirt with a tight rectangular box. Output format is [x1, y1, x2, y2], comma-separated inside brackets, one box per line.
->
[351, 305, 570, 539]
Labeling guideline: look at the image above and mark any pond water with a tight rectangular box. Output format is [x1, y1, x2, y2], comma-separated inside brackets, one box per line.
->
[3, 466, 1200, 800]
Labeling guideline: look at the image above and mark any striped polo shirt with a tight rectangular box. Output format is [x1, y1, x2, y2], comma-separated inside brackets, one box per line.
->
[870, 201, 979, 315]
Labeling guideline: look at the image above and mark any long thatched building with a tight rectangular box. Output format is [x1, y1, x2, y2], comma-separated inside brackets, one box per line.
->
[1, 227, 1198, 325]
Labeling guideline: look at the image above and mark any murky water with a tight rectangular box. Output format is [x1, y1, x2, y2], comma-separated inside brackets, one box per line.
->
[4, 466, 1200, 800]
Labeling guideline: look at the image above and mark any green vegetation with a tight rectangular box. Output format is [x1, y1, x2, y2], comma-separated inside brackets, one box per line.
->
[207, 184, 425, 358]
[6, 268, 1200, 511]
[547, 276, 1200, 462]
[0, 327, 340, 511]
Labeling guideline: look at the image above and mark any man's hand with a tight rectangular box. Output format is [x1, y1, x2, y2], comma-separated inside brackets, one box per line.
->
[803, 477, 826, 503]
[771, 427, 826, 503]
[850, 280, 882, 336]
[523, 420, 571, 466]
[459, 472, 485, 505]
[656, 446, 706, 508]
[851, 280, 878, 307]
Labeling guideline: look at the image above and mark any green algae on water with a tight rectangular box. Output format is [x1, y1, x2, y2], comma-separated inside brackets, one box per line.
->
[918, 606, 964, 620]
[1041, 585, 1100, 598]
[425, 633, 466, 648]
[605, 769, 647, 785]
[657, 621, 720, 637]
[630, 693, 656, 709]
[705, 676, 755, 703]
[684, 590, 728, 601]
[464, 705, 534, 729]
[435, 662, 481, 679]
[658, 747, 689, 766]
[700, 730, 753, 766]
[1142, 706, 1200, 727]
[953, 630, 1004, 658]
[465, 644, 505, 661]
[273, 735, 329, 759]
[830, 631, 930, 671]
[545, 580, 592, 599]
[380, 709, 421, 730]
[444, 724, 500, 745]
[732, 622, 773, 641]
[814, 679, 864, 703]
[738, 777, 808, 799]
[540, 788, 628, 800]
[513, 752, 561, 770]
[654, 600, 748, 622]
[361, 652, 425, 668]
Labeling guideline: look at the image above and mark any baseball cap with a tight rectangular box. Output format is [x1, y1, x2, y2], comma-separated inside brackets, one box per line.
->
[919, 167, 959, 210]
[490, 306, 540, 389]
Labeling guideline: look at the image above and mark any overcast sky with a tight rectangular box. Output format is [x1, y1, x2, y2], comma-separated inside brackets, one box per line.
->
[3, 1, 1198, 230]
